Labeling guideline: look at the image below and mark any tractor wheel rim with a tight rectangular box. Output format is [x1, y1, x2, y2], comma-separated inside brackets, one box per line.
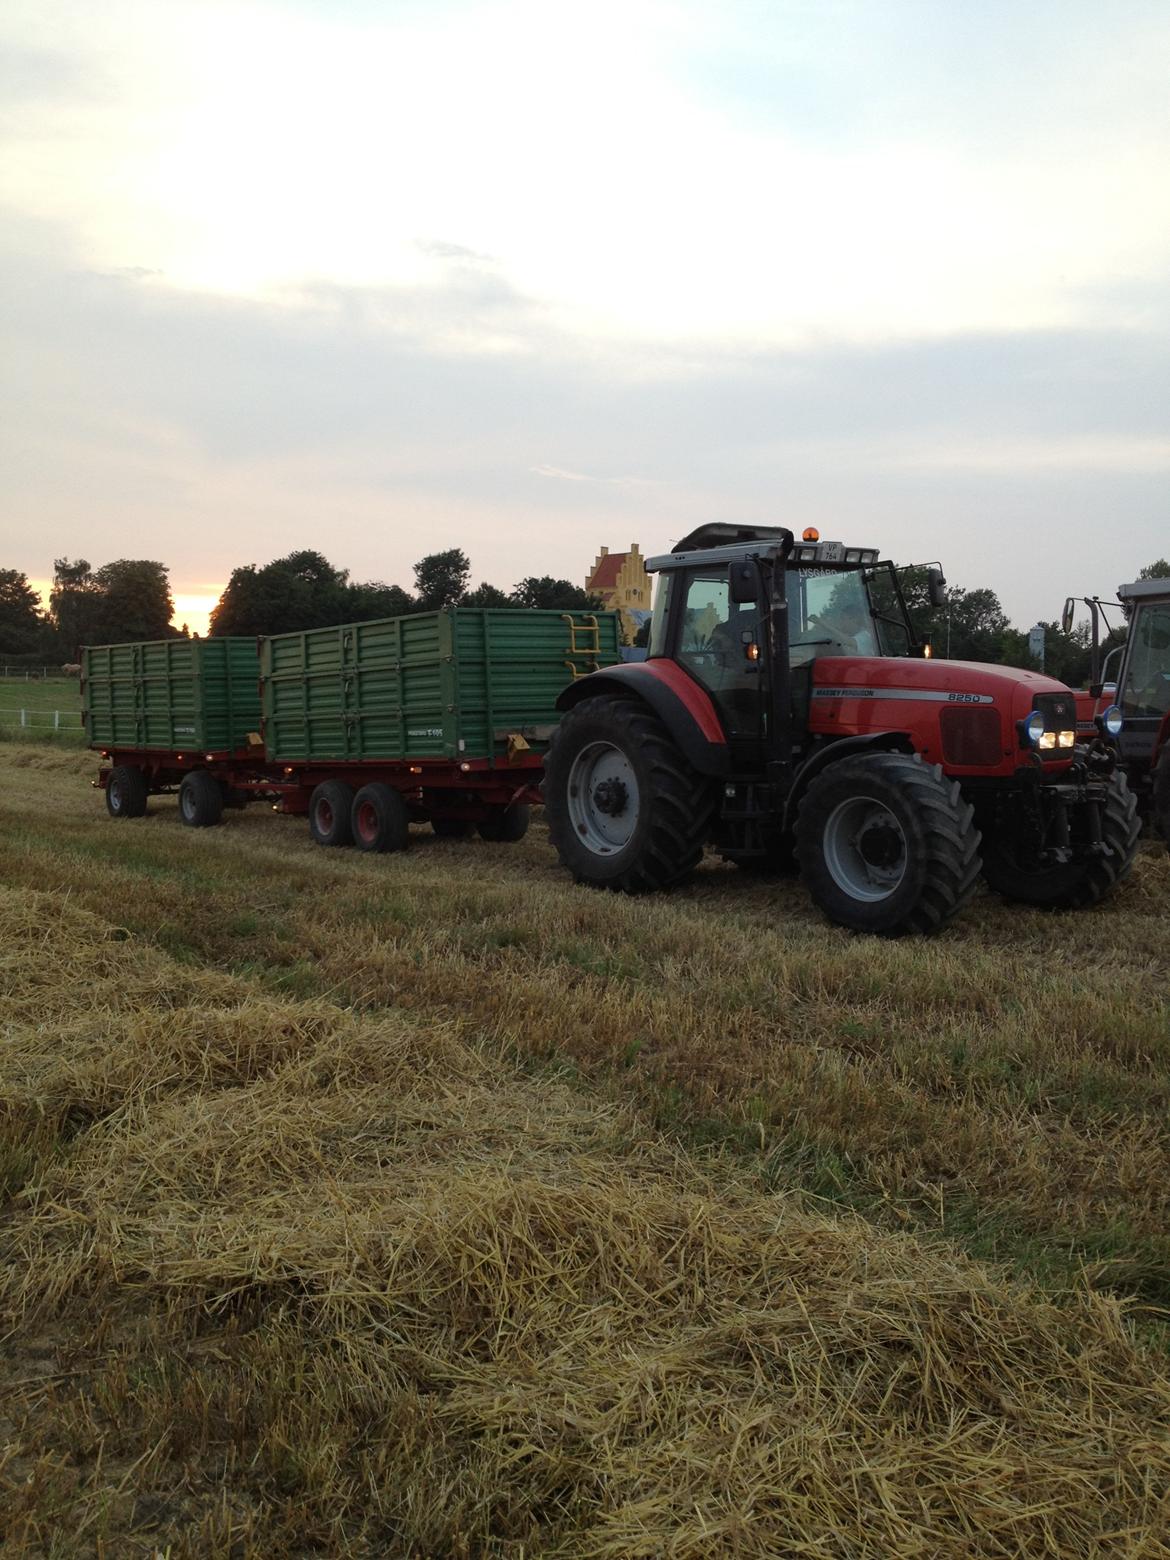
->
[566, 740, 639, 854]
[109, 781, 123, 810]
[356, 801, 377, 842]
[181, 789, 195, 821]
[822, 795, 907, 902]
[316, 799, 333, 831]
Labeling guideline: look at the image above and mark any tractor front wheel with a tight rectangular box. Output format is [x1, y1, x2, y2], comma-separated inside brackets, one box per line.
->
[544, 697, 716, 893]
[981, 771, 1140, 907]
[796, 752, 981, 936]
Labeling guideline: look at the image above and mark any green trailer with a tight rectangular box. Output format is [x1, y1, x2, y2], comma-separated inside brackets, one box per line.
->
[90, 609, 622, 850]
[261, 608, 621, 763]
[83, 638, 261, 754]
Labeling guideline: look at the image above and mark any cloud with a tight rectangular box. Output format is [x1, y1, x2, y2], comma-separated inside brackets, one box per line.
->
[1, 230, 1167, 628]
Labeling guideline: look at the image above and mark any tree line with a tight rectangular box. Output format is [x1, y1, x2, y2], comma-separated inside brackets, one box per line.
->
[2, 546, 1167, 681]
[207, 548, 600, 636]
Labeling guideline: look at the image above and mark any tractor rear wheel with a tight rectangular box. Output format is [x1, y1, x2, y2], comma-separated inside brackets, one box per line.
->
[544, 697, 717, 892]
[1153, 746, 1170, 852]
[796, 752, 981, 936]
[106, 764, 148, 819]
[981, 770, 1140, 907]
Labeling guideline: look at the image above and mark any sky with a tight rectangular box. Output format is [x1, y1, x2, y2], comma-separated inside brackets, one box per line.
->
[1, 0, 1168, 638]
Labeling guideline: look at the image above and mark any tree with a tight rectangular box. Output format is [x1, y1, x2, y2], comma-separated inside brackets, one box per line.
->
[1139, 559, 1170, 580]
[413, 549, 470, 611]
[0, 570, 44, 656]
[885, 567, 1009, 662]
[510, 576, 602, 611]
[210, 550, 351, 636]
[347, 581, 414, 621]
[462, 582, 511, 608]
[93, 559, 175, 642]
[49, 558, 102, 655]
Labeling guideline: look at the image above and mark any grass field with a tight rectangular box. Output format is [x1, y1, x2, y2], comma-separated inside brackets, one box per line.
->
[3, 741, 1170, 1555]
[0, 676, 84, 745]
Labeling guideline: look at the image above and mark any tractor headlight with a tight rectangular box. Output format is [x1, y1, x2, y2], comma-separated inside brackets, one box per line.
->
[1057, 730, 1076, 749]
[1098, 704, 1124, 738]
[1038, 730, 1057, 750]
[1021, 709, 1047, 747]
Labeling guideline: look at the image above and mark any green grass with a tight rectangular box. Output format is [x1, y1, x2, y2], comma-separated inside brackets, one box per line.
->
[0, 674, 84, 744]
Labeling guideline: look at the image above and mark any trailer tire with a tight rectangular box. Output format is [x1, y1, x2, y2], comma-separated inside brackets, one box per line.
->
[1153, 746, 1170, 852]
[309, 781, 355, 847]
[478, 804, 530, 843]
[106, 764, 148, 819]
[796, 752, 981, 936]
[352, 783, 409, 854]
[981, 771, 1141, 907]
[545, 696, 716, 892]
[432, 817, 476, 839]
[179, 770, 225, 829]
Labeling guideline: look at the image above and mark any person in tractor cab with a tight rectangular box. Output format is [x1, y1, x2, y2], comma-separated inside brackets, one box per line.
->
[811, 595, 877, 655]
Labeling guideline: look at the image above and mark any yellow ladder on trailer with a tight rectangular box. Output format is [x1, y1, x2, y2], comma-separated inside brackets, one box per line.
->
[562, 613, 602, 678]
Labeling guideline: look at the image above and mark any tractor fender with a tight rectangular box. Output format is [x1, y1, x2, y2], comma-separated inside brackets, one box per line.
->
[783, 731, 914, 833]
[556, 662, 730, 776]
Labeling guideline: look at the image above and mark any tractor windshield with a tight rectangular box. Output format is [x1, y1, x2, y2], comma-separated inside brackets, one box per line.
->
[789, 568, 882, 661]
[1121, 601, 1170, 720]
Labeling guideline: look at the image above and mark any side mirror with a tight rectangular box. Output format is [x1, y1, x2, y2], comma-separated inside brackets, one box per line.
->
[927, 567, 947, 609]
[1061, 597, 1075, 634]
[729, 559, 756, 604]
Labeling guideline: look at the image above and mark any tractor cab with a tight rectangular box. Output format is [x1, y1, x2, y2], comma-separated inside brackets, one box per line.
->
[644, 523, 940, 768]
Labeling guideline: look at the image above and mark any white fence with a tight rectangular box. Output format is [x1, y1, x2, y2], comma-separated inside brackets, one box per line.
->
[0, 707, 83, 730]
[0, 667, 64, 680]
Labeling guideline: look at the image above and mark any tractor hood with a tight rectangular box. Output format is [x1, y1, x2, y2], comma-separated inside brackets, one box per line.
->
[810, 656, 1073, 720]
[807, 659, 1080, 771]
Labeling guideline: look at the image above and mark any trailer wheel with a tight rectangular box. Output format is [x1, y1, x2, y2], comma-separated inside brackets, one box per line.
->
[796, 752, 981, 936]
[478, 804, 530, 843]
[545, 696, 717, 892]
[352, 783, 409, 853]
[432, 817, 476, 839]
[309, 781, 355, 847]
[106, 764, 148, 819]
[981, 770, 1141, 907]
[179, 770, 225, 829]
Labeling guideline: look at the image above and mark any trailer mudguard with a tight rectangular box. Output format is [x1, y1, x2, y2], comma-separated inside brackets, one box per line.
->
[556, 661, 730, 776]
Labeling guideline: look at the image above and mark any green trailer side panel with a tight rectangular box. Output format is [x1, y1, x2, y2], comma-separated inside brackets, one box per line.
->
[82, 639, 261, 752]
[261, 609, 622, 763]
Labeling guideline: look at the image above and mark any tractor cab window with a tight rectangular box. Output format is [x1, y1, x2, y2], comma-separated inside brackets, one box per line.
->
[789, 569, 878, 662]
[1121, 604, 1170, 719]
[675, 567, 762, 739]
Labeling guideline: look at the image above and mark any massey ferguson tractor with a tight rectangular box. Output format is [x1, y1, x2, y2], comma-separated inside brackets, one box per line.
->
[544, 524, 1139, 936]
[1065, 579, 1170, 848]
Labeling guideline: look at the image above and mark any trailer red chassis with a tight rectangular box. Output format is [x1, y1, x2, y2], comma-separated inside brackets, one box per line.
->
[94, 745, 544, 848]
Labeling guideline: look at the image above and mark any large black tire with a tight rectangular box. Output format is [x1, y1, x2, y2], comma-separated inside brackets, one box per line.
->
[106, 764, 148, 819]
[478, 804, 530, 843]
[179, 770, 225, 829]
[309, 781, 355, 847]
[351, 783, 409, 854]
[1153, 746, 1170, 852]
[544, 697, 717, 893]
[981, 771, 1141, 907]
[796, 752, 981, 936]
[431, 817, 476, 839]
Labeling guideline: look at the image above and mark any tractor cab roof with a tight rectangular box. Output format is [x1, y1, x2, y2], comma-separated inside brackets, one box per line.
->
[647, 522, 882, 575]
[1118, 578, 1170, 603]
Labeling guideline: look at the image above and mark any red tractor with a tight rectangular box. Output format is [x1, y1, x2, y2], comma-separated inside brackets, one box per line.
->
[544, 524, 1139, 935]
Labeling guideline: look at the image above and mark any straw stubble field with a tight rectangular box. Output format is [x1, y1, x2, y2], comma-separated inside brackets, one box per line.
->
[2, 742, 1170, 1556]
